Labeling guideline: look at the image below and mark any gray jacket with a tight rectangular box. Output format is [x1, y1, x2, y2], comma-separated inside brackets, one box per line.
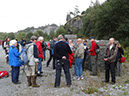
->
[74, 43, 84, 59]
[26, 42, 39, 66]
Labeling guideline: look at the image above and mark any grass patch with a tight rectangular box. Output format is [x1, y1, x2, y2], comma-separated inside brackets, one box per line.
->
[82, 86, 99, 94]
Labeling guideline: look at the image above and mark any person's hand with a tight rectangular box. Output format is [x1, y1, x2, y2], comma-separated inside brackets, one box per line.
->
[36, 63, 38, 66]
[104, 58, 108, 61]
[62, 56, 66, 59]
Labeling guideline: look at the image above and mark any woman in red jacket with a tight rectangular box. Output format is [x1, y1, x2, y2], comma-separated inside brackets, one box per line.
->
[36, 36, 44, 76]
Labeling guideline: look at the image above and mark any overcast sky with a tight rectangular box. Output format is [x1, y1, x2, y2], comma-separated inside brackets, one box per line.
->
[0, 0, 106, 32]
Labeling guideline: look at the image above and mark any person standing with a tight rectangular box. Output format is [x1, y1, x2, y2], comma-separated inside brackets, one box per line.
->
[41, 40, 47, 60]
[74, 38, 84, 80]
[82, 40, 88, 71]
[104, 38, 118, 84]
[20, 37, 26, 47]
[3, 37, 10, 63]
[36, 36, 44, 76]
[115, 42, 124, 76]
[89, 37, 97, 76]
[54, 35, 72, 88]
[47, 37, 57, 69]
[9, 40, 23, 84]
[26, 36, 40, 87]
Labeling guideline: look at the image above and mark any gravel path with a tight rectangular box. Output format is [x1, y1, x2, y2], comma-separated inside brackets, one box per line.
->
[0, 46, 129, 96]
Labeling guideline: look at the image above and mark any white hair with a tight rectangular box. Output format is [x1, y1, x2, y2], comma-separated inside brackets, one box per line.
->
[37, 36, 44, 41]
[10, 40, 17, 46]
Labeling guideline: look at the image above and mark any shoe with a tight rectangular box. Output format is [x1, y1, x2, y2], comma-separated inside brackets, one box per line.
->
[102, 80, 109, 83]
[37, 74, 43, 77]
[80, 76, 84, 80]
[32, 76, 40, 87]
[40, 71, 43, 74]
[13, 81, 21, 84]
[110, 82, 115, 85]
[67, 84, 71, 87]
[77, 77, 80, 81]
[54, 86, 60, 88]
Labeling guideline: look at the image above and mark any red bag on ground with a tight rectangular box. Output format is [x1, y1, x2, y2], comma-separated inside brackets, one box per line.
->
[0, 71, 9, 78]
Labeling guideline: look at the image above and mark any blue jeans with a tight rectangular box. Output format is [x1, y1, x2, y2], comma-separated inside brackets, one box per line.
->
[11, 67, 20, 83]
[74, 58, 83, 77]
[43, 50, 46, 57]
[38, 58, 42, 73]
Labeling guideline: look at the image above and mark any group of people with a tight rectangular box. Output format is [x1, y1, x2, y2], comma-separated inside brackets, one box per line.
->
[2, 35, 124, 88]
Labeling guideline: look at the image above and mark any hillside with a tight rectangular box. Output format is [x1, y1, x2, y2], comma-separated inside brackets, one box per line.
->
[17, 24, 58, 35]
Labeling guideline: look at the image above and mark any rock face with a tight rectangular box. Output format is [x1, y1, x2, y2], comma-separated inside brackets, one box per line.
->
[84, 40, 109, 72]
[65, 15, 83, 34]
[17, 24, 58, 34]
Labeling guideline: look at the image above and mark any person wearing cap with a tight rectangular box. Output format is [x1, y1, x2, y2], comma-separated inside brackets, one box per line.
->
[103, 38, 118, 84]
[9, 40, 23, 84]
[54, 35, 72, 88]
[36, 36, 44, 76]
[89, 36, 98, 76]
[25, 36, 40, 87]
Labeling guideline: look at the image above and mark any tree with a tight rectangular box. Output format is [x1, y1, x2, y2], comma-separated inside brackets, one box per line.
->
[55, 26, 67, 37]
[33, 31, 39, 37]
[26, 32, 33, 41]
[7, 32, 15, 39]
[36, 30, 43, 36]
[16, 32, 26, 41]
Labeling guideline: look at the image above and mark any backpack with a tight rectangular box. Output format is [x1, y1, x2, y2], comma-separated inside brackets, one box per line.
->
[95, 42, 100, 54]
[21, 45, 32, 65]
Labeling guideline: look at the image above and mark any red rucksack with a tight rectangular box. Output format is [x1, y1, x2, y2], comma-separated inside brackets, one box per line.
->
[0, 71, 9, 78]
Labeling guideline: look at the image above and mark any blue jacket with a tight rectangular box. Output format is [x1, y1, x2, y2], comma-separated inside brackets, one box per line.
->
[9, 45, 22, 67]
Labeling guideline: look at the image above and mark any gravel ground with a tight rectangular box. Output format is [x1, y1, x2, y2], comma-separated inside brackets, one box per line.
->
[0, 45, 129, 96]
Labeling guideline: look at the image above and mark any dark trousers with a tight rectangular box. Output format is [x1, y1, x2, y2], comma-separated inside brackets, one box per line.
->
[82, 53, 86, 70]
[11, 66, 20, 83]
[54, 59, 71, 87]
[47, 50, 55, 69]
[105, 62, 116, 83]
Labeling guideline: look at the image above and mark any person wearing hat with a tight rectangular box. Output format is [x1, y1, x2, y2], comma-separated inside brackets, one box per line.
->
[25, 36, 40, 87]
[89, 36, 98, 76]
[9, 40, 23, 84]
[54, 35, 72, 88]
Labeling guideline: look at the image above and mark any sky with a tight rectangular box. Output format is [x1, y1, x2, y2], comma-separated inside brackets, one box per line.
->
[0, 0, 106, 32]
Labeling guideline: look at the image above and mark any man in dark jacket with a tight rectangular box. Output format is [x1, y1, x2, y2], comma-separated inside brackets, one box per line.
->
[54, 35, 72, 88]
[47, 37, 57, 69]
[20, 37, 26, 47]
[104, 38, 118, 84]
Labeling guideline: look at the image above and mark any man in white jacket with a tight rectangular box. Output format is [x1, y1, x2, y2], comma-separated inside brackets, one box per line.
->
[26, 36, 40, 87]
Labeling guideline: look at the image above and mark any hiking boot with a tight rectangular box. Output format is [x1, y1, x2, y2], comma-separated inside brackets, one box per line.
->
[110, 82, 115, 85]
[27, 76, 31, 86]
[31, 76, 40, 87]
